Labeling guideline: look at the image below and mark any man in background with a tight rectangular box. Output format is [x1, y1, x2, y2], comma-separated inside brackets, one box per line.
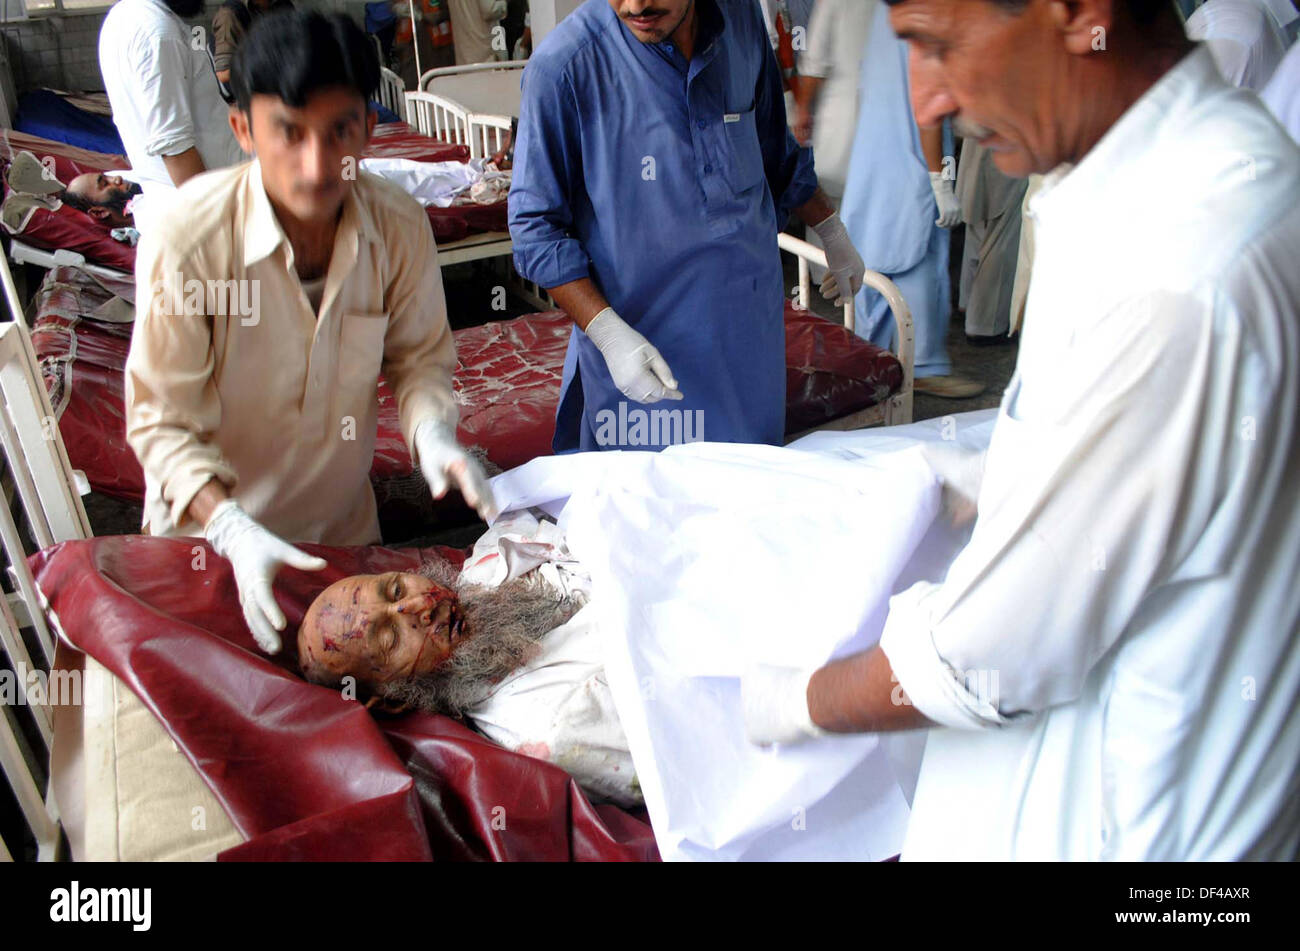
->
[99, 0, 246, 232]
[211, 0, 296, 86]
[448, 0, 508, 62]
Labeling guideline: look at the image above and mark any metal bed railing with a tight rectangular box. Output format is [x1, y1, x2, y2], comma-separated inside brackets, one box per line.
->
[404, 89, 472, 148]
[0, 246, 93, 862]
[377, 66, 406, 119]
[778, 231, 914, 428]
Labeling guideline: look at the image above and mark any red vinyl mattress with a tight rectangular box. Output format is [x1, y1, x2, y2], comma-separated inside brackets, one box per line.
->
[31, 534, 658, 861]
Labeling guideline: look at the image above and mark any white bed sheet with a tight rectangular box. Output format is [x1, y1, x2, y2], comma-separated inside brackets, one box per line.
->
[490, 410, 999, 861]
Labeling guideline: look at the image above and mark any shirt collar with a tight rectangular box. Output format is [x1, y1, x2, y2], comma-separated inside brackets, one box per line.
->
[1030, 46, 1221, 225]
[241, 158, 379, 269]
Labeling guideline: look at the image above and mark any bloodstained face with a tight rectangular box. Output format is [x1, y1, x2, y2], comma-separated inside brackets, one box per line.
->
[298, 572, 464, 687]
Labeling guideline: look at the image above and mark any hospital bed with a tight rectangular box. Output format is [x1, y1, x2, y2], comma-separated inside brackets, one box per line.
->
[0, 243, 658, 861]
[407, 61, 523, 161]
[399, 62, 524, 270]
[0, 240, 916, 861]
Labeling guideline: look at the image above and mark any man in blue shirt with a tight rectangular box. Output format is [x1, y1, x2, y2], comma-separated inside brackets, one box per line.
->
[509, 0, 865, 452]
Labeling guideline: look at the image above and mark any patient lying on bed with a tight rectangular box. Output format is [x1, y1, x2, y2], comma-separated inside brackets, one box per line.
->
[297, 512, 640, 807]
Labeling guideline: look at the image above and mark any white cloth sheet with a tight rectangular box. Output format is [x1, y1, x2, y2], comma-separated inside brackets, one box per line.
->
[359, 157, 508, 208]
[460, 510, 640, 807]
[489, 412, 999, 860]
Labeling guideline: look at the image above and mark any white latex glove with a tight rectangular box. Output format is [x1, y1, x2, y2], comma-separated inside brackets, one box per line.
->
[204, 500, 327, 654]
[584, 307, 683, 404]
[920, 442, 986, 527]
[930, 171, 962, 228]
[742, 665, 829, 747]
[413, 420, 500, 522]
[812, 213, 866, 306]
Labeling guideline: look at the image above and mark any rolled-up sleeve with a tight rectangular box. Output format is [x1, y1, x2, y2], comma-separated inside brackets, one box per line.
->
[137, 34, 199, 158]
[880, 289, 1222, 729]
[382, 205, 458, 450]
[125, 233, 238, 528]
[508, 62, 592, 288]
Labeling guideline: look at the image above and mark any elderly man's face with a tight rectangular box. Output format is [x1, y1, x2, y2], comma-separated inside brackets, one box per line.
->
[890, 0, 1083, 177]
[299, 572, 464, 686]
[608, 0, 695, 44]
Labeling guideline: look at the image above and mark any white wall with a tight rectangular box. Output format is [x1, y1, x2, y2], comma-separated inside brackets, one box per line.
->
[529, 0, 582, 49]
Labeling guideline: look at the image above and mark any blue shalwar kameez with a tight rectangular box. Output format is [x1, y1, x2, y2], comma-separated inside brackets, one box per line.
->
[838, 2, 952, 378]
[509, 0, 819, 452]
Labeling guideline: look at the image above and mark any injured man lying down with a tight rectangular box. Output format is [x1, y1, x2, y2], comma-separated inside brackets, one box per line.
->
[296, 512, 640, 808]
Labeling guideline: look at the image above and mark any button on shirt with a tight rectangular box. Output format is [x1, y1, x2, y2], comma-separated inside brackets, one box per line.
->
[880, 48, 1300, 860]
[126, 161, 458, 546]
[509, 0, 818, 452]
[99, 0, 246, 232]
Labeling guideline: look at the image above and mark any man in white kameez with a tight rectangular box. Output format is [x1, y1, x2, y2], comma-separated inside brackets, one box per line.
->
[744, 0, 1300, 860]
[791, 0, 875, 202]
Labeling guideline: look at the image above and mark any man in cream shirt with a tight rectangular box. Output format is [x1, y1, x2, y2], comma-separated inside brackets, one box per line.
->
[127, 9, 496, 654]
[744, 0, 1300, 860]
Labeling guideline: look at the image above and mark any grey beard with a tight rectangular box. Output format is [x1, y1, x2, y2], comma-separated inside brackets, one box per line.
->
[375, 559, 582, 717]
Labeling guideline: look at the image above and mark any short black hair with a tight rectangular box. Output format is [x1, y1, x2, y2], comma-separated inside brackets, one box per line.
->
[230, 9, 379, 113]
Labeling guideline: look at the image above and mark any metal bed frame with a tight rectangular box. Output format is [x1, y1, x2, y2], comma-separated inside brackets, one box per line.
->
[411, 61, 523, 161]
[779, 231, 914, 430]
[402, 64, 522, 272]
[0, 231, 909, 860]
[0, 244, 93, 863]
[377, 66, 407, 119]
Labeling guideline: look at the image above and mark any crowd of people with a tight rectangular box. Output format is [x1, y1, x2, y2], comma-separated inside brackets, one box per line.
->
[19, 0, 1297, 859]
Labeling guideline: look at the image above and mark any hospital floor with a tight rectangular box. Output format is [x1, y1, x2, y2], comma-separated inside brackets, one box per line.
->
[80, 244, 1018, 542]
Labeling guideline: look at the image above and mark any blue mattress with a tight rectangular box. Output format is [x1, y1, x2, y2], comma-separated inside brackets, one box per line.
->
[14, 89, 126, 156]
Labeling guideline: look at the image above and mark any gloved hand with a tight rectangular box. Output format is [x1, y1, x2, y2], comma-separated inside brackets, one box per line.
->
[584, 307, 683, 404]
[204, 500, 327, 654]
[930, 171, 962, 228]
[920, 442, 986, 527]
[742, 665, 829, 747]
[414, 419, 500, 523]
[813, 213, 866, 306]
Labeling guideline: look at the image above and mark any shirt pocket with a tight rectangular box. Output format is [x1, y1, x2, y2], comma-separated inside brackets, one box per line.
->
[338, 311, 390, 392]
[721, 107, 766, 197]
